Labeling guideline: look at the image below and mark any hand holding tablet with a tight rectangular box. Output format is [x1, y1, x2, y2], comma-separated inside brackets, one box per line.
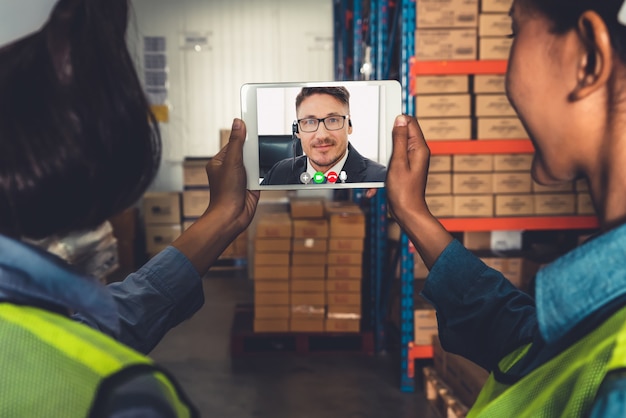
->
[241, 80, 402, 190]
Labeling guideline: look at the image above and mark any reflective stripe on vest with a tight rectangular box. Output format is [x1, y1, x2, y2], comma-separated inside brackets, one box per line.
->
[0, 303, 193, 417]
[468, 305, 626, 417]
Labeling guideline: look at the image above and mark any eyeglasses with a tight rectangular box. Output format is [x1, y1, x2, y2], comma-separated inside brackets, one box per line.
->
[297, 115, 349, 133]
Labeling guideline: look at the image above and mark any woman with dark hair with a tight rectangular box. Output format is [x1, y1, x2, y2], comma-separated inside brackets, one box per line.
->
[0, 0, 257, 415]
[388, 0, 626, 416]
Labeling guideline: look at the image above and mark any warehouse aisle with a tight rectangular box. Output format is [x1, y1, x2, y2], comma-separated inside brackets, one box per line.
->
[149, 269, 437, 418]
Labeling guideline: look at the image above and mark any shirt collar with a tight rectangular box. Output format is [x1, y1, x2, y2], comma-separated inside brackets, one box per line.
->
[0, 234, 120, 336]
[306, 148, 350, 181]
[536, 223, 626, 344]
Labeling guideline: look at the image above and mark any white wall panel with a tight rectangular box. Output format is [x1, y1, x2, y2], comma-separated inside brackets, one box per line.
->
[128, 0, 334, 191]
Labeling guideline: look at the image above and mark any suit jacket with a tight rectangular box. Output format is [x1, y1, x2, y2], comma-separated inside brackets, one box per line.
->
[261, 143, 386, 185]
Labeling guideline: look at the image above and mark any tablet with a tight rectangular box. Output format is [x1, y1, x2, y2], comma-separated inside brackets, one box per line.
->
[241, 80, 402, 190]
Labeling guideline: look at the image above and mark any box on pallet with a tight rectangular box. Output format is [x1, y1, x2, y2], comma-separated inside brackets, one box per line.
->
[182, 158, 210, 187]
[325, 202, 366, 238]
[293, 219, 329, 239]
[453, 173, 494, 195]
[415, 75, 469, 94]
[416, 0, 478, 29]
[183, 189, 210, 218]
[495, 194, 534, 216]
[474, 75, 506, 93]
[414, 309, 438, 345]
[453, 195, 494, 217]
[493, 154, 533, 172]
[415, 29, 478, 61]
[452, 154, 494, 172]
[255, 305, 290, 319]
[426, 195, 454, 218]
[145, 224, 182, 255]
[426, 173, 452, 195]
[416, 94, 471, 118]
[419, 118, 472, 141]
[290, 198, 325, 219]
[493, 172, 532, 194]
[143, 192, 181, 225]
[256, 213, 293, 238]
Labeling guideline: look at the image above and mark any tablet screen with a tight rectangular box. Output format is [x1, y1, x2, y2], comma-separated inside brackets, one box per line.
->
[241, 80, 401, 190]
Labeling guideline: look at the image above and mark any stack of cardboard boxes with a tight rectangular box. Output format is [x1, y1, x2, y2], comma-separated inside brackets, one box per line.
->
[142, 192, 182, 257]
[181, 157, 248, 259]
[424, 153, 594, 218]
[252, 199, 366, 333]
[414, 0, 529, 142]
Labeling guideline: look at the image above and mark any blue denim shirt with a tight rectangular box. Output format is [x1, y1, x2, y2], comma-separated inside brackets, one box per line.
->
[0, 234, 204, 354]
[422, 223, 626, 416]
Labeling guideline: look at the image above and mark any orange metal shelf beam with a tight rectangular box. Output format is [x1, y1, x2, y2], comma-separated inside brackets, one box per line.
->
[438, 216, 599, 232]
[410, 59, 508, 76]
[407, 342, 434, 379]
[427, 139, 534, 155]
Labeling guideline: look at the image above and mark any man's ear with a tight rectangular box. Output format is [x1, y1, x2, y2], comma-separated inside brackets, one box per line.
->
[570, 10, 612, 101]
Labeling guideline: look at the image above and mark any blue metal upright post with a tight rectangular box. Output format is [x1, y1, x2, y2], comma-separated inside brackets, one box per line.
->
[399, 0, 417, 392]
[353, 0, 364, 80]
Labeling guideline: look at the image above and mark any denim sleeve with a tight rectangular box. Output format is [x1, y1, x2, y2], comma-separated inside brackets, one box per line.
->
[73, 246, 204, 354]
[589, 371, 626, 418]
[421, 240, 538, 371]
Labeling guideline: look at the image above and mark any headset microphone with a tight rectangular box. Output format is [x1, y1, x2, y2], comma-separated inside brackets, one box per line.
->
[348, 119, 352, 128]
[292, 121, 299, 134]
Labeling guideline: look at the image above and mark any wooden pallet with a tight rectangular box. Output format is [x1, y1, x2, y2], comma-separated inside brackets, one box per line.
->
[423, 367, 469, 418]
[230, 304, 374, 356]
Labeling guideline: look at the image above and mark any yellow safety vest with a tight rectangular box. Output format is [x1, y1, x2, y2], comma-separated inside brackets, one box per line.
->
[0, 303, 196, 417]
[468, 305, 626, 417]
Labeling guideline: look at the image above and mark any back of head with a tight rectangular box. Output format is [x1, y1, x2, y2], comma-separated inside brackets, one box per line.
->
[522, 0, 626, 61]
[295, 86, 351, 111]
[0, 0, 160, 239]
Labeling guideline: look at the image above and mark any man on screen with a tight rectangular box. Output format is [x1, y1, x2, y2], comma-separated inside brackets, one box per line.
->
[261, 87, 387, 185]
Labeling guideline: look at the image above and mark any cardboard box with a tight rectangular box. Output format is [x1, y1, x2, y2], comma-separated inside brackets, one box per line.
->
[577, 193, 595, 215]
[426, 195, 454, 218]
[534, 194, 576, 215]
[453, 195, 494, 217]
[429, 155, 453, 173]
[290, 293, 326, 306]
[327, 293, 362, 306]
[453, 173, 494, 195]
[463, 231, 492, 251]
[576, 179, 589, 192]
[254, 281, 289, 293]
[182, 159, 210, 187]
[479, 37, 513, 60]
[416, 0, 478, 28]
[291, 253, 327, 266]
[474, 74, 506, 93]
[327, 266, 363, 280]
[254, 305, 290, 319]
[328, 238, 364, 252]
[415, 75, 469, 94]
[292, 219, 329, 239]
[325, 319, 360, 333]
[254, 292, 290, 306]
[290, 319, 325, 332]
[495, 194, 534, 216]
[327, 252, 363, 265]
[452, 154, 494, 172]
[291, 305, 325, 318]
[289, 198, 325, 219]
[256, 213, 293, 238]
[479, 13, 512, 37]
[475, 94, 516, 117]
[420, 118, 472, 141]
[145, 224, 182, 254]
[478, 117, 528, 139]
[494, 154, 533, 172]
[416, 94, 472, 118]
[290, 265, 326, 279]
[327, 305, 362, 320]
[291, 280, 326, 293]
[414, 309, 438, 345]
[254, 319, 289, 333]
[143, 192, 181, 225]
[182, 189, 210, 218]
[481, 0, 513, 13]
[254, 253, 290, 266]
[326, 280, 362, 293]
[292, 238, 328, 253]
[325, 202, 366, 238]
[253, 265, 289, 280]
[532, 181, 574, 193]
[254, 239, 291, 253]
[426, 173, 453, 195]
[493, 172, 532, 194]
[415, 29, 478, 61]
